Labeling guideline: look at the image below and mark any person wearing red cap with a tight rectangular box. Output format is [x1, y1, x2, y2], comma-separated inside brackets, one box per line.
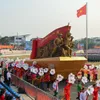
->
[64, 81, 72, 100]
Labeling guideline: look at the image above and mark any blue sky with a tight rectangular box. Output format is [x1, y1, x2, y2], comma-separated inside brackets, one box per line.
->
[0, 0, 100, 40]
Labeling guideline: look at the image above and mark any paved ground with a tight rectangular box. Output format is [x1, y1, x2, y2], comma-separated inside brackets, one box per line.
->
[41, 81, 100, 100]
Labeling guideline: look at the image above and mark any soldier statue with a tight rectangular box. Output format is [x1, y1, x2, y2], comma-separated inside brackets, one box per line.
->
[51, 33, 65, 57]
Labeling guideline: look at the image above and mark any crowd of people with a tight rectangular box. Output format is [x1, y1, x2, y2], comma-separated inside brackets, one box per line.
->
[0, 58, 20, 100]
[62, 64, 100, 100]
[0, 88, 14, 100]
[0, 58, 62, 97]
[0, 58, 100, 100]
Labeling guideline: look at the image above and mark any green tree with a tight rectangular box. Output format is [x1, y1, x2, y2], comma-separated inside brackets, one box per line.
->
[0, 36, 10, 45]
[74, 38, 96, 50]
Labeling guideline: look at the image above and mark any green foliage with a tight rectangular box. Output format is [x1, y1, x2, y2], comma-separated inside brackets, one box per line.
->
[0, 36, 10, 45]
[74, 37, 98, 50]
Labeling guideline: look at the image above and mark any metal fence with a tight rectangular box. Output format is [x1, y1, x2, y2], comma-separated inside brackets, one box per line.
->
[11, 74, 59, 100]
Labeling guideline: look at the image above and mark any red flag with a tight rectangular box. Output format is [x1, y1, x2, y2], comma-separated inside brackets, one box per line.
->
[77, 4, 86, 18]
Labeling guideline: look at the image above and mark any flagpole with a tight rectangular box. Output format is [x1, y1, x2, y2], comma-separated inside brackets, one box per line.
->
[86, 2, 88, 59]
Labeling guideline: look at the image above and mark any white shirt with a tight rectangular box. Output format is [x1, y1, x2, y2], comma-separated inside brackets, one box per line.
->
[7, 72, 11, 80]
[80, 91, 87, 100]
[53, 81, 59, 92]
[0, 68, 2, 75]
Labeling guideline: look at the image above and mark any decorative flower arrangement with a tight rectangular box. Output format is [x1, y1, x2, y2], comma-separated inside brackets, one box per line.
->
[39, 68, 44, 72]
[23, 64, 29, 70]
[68, 78, 76, 84]
[84, 65, 88, 69]
[43, 68, 49, 73]
[81, 76, 88, 84]
[16, 63, 21, 68]
[68, 73, 75, 79]
[56, 74, 64, 82]
[68, 73, 76, 84]
[50, 69, 55, 75]
[96, 80, 100, 87]
[86, 85, 94, 95]
[30, 67, 38, 74]
[30, 68, 34, 73]
[11, 63, 16, 67]
[38, 70, 44, 76]
[89, 65, 94, 70]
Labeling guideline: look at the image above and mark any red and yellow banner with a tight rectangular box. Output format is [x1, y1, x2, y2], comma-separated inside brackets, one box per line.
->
[37, 25, 71, 48]
[77, 4, 86, 18]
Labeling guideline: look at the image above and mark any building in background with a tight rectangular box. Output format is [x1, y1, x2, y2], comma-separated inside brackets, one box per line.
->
[8, 34, 30, 50]
[9, 34, 30, 45]
[25, 41, 32, 50]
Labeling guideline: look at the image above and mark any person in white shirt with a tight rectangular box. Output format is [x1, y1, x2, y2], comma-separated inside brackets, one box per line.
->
[7, 69, 11, 87]
[53, 80, 59, 97]
[80, 88, 88, 100]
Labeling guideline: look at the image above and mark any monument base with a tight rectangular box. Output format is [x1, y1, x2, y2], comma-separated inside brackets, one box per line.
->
[25, 57, 87, 78]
